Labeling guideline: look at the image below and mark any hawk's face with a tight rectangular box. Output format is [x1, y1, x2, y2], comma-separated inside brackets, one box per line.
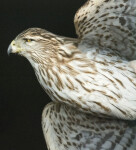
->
[8, 28, 60, 60]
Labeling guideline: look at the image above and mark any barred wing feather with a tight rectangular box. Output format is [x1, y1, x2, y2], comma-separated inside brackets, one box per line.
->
[42, 102, 136, 150]
[74, 0, 136, 59]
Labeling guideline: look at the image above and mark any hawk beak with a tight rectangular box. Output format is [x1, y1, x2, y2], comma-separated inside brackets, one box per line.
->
[7, 44, 12, 55]
[7, 40, 21, 55]
[7, 40, 16, 55]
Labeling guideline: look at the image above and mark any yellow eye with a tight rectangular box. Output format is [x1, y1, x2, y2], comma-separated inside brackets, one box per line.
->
[23, 38, 34, 43]
[27, 39, 31, 42]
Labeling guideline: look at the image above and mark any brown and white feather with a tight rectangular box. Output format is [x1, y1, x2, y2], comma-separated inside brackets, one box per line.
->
[8, 0, 136, 150]
[74, 0, 136, 59]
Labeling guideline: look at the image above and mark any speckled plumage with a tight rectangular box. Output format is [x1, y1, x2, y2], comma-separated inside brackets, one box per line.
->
[8, 0, 136, 149]
[75, 0, 136, 59]
[42, 102, 136, 150]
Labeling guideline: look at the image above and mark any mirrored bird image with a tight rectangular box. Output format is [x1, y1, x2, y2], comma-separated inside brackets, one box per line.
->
[8, 0, 136, 149]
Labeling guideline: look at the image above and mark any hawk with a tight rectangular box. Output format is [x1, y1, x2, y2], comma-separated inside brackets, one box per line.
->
[8, 0, 136, 149]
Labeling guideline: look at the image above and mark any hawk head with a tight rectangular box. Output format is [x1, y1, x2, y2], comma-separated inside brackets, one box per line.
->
[8, 27, 79, 66]
[8, 28, 62, 62]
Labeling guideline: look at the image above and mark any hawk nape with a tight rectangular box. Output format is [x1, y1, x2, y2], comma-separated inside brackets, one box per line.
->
[8, 0, 136, 150]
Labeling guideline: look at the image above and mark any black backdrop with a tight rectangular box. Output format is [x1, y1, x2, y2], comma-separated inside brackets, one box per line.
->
[0, 0, 86, 149]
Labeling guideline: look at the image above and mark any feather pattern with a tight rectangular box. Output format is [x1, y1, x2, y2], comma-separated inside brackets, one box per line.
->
[7, 0, 136, 149]
[42, 102, 136, 150]
[74, 0, 136, 59]
[24, 34, 136, 120]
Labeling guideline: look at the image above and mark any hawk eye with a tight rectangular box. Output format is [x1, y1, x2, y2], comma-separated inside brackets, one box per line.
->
[23, 38, 34, 42]
[27, 39, 31, 42]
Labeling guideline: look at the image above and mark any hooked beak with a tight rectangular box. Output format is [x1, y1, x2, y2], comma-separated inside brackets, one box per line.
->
[7, 44, 12, 55]
[7, 40, 22, 55]
[7, 40, 16, 55]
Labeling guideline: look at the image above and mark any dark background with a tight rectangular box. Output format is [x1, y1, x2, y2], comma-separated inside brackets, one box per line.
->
[0, 0, 86, 149]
